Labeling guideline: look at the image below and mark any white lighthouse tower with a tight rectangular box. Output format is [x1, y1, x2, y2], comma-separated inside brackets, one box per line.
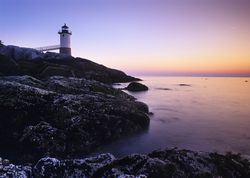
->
[58, 23, 72, 55]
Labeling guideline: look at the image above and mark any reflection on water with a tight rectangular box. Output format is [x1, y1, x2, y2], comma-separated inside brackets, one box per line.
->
[91, 77, 250, 157]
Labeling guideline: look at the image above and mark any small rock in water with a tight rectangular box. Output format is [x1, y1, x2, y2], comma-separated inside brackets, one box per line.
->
[148, 112, 154, 116]
[125, 82, 149, 91]
[179, 83, 191, 86]
[156, 87, 171, 90]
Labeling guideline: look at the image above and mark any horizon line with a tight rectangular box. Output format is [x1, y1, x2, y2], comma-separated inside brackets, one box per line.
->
[127, 72, 250, 78]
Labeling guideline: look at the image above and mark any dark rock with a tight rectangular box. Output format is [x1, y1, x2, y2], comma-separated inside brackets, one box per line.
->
[1, 148, 250, 177]
[0, 54, 19, 75]
[156, 88, 171, 90]
[178, 84, 191, 86]
[125, 82, 149, 92]
[39, 65, 73, 78]
[98, 149, 250, 178]
[20, 121, 67, 158]
[0, 45, 140, 83]
[8, 148, 246, 178]
[0, 76, 149, 162]
[0, 157, 32, 178]
[148, 112, 154, 115]
[34, 153, 115, 177]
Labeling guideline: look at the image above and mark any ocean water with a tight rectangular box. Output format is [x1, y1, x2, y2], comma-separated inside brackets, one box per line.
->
[92, 77, 250, 157]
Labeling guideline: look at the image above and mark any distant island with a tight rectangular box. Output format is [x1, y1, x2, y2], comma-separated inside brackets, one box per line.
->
[0, 45, 249, 177]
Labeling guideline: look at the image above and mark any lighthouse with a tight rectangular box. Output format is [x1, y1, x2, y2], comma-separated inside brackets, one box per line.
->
[58, 23, 72, 55]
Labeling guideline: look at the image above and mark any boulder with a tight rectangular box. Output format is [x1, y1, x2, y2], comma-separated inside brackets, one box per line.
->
[125, 82, 149, 91]
[0, 76, 149, 162]
[58, 149, 250, 177]
[0, 157, 32, 178]
[19, 121, 67, 158]
[34, 153, 115, 177]
[3, 148, 246, 178]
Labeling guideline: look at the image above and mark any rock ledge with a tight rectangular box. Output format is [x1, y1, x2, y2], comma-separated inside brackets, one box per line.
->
[1, 148, 249, 178]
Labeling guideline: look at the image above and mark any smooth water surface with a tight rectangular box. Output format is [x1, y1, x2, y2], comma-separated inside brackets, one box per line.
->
[91, 77, 250, 157]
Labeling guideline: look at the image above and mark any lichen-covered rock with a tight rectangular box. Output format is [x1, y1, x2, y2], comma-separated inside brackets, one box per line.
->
[125, 82, 149, 92]
[0, 157, 32, 178]
[1, 148, 249, 178]
[20, 121, 67, 158]
[34, 153, 115, 177]
[33, 157, 61, 177]
[5, 148, 246, 178]
[0, 76, 149, 162]
[96, 148, 250, 178]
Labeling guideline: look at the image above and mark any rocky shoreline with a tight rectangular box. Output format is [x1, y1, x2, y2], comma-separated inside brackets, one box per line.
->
[1, 45, 250, 177]
[1, 148, 250, 178]
[0, 75, 150, 163]
[0, 45, 150, 162]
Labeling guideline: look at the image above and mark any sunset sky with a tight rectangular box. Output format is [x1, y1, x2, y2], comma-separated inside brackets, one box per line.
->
[1, 0, 250, 76]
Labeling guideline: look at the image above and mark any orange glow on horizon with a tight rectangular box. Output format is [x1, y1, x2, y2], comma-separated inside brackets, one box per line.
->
[114, 57, 250, 76]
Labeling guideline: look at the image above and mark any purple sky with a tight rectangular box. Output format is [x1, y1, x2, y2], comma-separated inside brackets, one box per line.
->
[1, 0, 250, 76]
